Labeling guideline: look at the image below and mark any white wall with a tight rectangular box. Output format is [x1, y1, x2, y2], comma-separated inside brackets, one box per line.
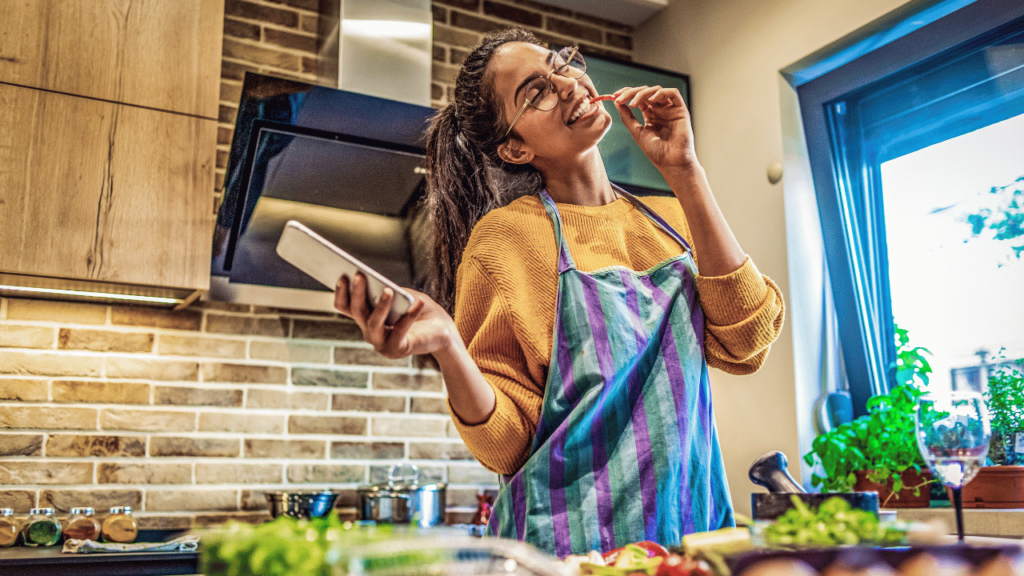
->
[634, 0, 912, 515]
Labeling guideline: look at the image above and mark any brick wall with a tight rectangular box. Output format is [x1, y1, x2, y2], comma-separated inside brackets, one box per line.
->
[0, 1, 633, 530]
[429, 0, 633, 104]
[216, 0, 634, 197]
[0, 297, 492, 528]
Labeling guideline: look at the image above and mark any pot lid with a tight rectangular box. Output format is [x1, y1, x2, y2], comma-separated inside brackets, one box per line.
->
[357, 463, 447, 492]
[356, 485, 413, 496]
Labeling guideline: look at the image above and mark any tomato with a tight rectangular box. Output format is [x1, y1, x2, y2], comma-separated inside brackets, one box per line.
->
[603, 541, 670, 564]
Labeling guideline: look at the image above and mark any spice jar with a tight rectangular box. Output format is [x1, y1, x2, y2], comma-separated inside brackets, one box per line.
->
[23, 508, 62, 547]
[64, 507, 101, 541]
[101, 506, 138, 543]
[0, 509, 20, 547]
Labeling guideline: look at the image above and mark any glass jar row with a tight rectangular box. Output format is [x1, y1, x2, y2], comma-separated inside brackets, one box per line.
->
[0, 506, 138, 548]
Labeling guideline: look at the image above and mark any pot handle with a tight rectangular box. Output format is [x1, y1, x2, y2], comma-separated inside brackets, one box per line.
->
[388, 463, 420, 487]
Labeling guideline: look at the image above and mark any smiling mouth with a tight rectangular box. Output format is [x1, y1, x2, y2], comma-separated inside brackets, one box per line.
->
[567, 97, 595, 125]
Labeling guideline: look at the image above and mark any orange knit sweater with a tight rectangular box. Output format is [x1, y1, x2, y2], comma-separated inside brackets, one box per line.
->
[449, 194, 785, 475]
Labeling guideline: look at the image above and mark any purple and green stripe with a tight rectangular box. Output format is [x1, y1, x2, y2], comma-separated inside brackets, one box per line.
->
[488, 190, 734, 555]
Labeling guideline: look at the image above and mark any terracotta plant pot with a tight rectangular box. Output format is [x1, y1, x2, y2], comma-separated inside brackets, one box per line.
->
[957, 466, 1024, 508]
[853, 469, 932, 508]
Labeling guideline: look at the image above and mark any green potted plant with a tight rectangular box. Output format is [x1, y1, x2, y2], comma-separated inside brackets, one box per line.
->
[803, 324, 933, 507]
[962, 356, 1024, 508]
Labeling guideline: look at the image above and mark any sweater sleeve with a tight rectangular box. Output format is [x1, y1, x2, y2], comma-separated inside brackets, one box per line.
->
[448, 255, 544, 475]
[696, 256, 785, 374]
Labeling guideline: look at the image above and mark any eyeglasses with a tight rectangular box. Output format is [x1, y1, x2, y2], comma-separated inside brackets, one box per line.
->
[503, 46, 587, 139]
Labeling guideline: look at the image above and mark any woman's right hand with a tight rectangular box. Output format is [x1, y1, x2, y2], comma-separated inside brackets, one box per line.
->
[333, 273, 457, 359]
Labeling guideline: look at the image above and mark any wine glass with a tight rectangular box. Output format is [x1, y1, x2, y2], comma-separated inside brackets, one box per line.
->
[914, 391, 991, 543]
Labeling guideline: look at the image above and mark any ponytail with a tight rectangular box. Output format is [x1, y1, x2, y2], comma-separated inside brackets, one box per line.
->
[424, 28, 544, 314]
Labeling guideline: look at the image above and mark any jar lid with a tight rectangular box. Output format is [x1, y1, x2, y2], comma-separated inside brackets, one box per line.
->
[0, 509, 12, 517]
[70, 507, 95, 515]
[109, 506, 132, 515]
[29, 508, 54, 515]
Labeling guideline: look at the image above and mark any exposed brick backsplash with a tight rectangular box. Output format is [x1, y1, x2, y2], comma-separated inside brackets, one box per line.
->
[0, 1, 635, 531]
[214, 0, 634, 204]
[0, 297, 493, 527]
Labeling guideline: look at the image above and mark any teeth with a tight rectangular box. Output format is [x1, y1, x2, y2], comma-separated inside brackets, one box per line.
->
[569, 99, 591, 124]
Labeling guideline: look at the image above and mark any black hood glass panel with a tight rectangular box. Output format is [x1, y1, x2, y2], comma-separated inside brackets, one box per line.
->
[212, 73, 435, 293]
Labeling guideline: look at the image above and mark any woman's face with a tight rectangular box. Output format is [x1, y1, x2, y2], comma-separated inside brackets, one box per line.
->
[489, 42, 612, 167]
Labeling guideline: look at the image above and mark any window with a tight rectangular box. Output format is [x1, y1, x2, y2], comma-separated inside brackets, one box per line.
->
[797, 0, 1024, 413]
[881, 117, 1024, 392]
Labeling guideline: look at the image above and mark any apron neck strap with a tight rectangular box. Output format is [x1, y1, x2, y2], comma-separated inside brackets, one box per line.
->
[539, 190, 576, 273]
[538, 186, 693, 275]
[613, 186, 693, 254]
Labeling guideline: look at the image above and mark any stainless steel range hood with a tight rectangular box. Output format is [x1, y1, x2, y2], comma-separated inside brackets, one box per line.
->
[317, 0, 432, 107]
[205, 1, 434, 313]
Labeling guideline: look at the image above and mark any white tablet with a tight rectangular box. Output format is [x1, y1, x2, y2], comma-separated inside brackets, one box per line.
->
[276, 220, 415, 325]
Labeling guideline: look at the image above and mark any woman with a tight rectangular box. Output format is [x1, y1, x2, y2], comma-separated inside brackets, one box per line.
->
[334, 28, 784, 556]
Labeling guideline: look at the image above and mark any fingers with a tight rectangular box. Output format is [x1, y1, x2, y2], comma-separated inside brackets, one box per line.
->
[337, 274, 384, 346]
[615, 100, 643, 138]
[614, 85, 684, 108]
[340, 275, 435, 359]
[648, 87, 685, 108]
[348, 273, 394, 349]
[364, 287, 394, 345]
[349, 273, 371, 322]
[614, 85, 690, 140]
[334, 276, 351, 316]
[630, 85, 663, 107]
[379, 298, 426, 358]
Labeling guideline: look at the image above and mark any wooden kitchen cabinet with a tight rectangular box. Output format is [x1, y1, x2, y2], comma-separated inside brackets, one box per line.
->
[0, 0, 223, 118]
[0, 0, 223, 294]
[0, 83, 215, 290]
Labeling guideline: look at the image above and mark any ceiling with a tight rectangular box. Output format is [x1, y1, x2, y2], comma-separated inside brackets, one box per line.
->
[530, 0, 668, 28]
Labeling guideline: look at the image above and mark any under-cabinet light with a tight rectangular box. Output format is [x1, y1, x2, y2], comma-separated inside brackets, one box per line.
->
[0, 284, 181, 305]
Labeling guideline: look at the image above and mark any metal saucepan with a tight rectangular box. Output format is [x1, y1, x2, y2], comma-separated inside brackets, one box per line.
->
[357, 463, 447, 527]
[265, 490, 340, 519]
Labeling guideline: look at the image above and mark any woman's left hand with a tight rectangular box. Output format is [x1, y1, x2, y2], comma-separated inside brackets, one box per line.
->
[612, 85, 697, 173]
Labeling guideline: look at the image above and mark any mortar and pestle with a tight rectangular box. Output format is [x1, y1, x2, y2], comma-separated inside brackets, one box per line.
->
[749, 451, 880, 520]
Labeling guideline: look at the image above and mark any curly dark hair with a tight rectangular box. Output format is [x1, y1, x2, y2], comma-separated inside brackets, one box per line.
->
[423, 27, 545, 313]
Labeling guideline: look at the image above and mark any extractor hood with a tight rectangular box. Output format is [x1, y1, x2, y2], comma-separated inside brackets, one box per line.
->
[317, 0, 432, 107]
[204, 0, 434, 313]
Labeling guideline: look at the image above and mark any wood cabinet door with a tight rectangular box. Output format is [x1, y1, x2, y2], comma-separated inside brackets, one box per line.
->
[0, 83, 214, 290]
[0, 0, 224, 119]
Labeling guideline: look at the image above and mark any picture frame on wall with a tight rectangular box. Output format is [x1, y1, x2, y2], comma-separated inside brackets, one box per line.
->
[565, 49, 692, 197]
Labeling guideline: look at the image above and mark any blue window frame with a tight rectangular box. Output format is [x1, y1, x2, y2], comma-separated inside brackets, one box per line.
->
[797, 0, 1024, 415]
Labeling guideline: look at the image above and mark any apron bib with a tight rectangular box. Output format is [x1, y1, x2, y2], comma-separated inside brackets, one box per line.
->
[487, 189, 734, 556]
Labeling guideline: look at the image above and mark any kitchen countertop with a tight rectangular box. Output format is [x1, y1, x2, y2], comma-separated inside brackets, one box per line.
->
[1, 515, 1019, 576]
[892, 507, 1024, 539]
[0, 546, 200, 576]
[0, 530, 200, 576]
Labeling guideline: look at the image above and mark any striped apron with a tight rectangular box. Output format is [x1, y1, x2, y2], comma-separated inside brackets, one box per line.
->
[487, 189, 734, 556]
